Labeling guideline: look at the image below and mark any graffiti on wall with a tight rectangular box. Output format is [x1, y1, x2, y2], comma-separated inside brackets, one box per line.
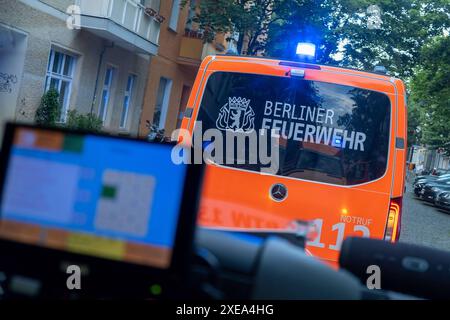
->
[0, 73, 18, 93]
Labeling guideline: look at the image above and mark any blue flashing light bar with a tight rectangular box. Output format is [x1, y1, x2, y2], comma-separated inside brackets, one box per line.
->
[296, 43, 316, 57]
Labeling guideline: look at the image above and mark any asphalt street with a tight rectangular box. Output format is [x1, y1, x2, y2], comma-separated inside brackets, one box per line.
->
[400, 183, 450, 252]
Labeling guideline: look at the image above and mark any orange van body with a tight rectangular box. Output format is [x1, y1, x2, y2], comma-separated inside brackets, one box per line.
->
[180, 55, 407, 264]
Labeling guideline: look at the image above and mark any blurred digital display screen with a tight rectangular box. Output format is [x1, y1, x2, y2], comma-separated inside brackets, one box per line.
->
[0, 127, 187, 269]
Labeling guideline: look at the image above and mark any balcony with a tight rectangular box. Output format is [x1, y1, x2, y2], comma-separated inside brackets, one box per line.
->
[78, 0, 160, 55]
[178, 31, 204, 66]
[178, 29, 228, 67]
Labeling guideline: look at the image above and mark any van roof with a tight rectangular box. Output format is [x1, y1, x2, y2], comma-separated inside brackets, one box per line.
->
[211, 54, 396, 82]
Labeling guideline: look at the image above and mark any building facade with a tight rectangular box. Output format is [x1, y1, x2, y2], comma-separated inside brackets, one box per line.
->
[0, 0, 161, 138]
[139, 0, 235, 138]
[409, 145, 450, 172]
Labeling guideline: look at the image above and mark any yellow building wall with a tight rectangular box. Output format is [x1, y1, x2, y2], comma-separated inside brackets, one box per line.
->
[140, 0, 231, 138]
[140, 0, 197, 137]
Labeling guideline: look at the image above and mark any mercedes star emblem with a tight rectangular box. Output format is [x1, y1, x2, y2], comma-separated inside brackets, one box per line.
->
[270, 183, 288, 202]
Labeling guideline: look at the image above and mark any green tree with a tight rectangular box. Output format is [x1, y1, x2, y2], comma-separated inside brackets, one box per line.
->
[182, 0, 289, 55]
[407, 103, 422, 148]
[186, 0, 449, 78]
[337, 0, 450, 77]
[265, 0, 342, 63]
[35, 89, 61, 125]
[266, 0, 449, 76]
[410, 36, 450, 154]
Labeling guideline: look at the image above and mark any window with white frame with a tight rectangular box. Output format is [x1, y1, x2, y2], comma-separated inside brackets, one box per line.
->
[98, 66, 115, 123]
[120, 74, 136, 129]
[45, 49, 76, 122]
[169, 0, 181, 31]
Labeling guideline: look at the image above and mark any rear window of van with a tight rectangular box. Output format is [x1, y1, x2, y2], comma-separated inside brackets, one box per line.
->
[195, 72, 391, 186]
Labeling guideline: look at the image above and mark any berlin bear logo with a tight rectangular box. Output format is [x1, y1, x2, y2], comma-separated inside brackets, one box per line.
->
[216, 97, 255, 133]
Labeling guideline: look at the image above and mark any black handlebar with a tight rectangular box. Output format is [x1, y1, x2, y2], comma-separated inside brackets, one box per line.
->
[195, 229, 361, 299]
[340, 237, 450, 300]
[195, 229, 450, 300]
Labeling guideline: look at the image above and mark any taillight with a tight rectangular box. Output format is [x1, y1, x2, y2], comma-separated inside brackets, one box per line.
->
[384, 197, 402, 242]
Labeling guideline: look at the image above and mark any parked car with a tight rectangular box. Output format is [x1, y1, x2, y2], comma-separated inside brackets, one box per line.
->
[414, 176, 450, 197]
[414, 180, 427, 196]
[435, 190, 450, 211]
[421, 183, 450, 203]
[413, 173, 450, 185]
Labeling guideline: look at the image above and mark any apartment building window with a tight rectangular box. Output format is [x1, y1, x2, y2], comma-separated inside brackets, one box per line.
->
[120, 74, 136, 129]
[153, 77, 172, 129]
[176, 85, 191, 129]
[169, 0, 181, 31]
[45, 49, 76, 122]
[99, 66, 115, 123]
[185, 0, 196, 30]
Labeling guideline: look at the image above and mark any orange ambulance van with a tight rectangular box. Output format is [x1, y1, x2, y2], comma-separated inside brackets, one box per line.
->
[180, 55, 407, 263]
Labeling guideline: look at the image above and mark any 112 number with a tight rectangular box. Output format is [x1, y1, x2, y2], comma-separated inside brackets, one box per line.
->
[307, 219, 370, 251]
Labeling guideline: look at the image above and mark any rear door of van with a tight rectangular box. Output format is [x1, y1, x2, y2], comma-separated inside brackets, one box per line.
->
[182, 56, 400, 263]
